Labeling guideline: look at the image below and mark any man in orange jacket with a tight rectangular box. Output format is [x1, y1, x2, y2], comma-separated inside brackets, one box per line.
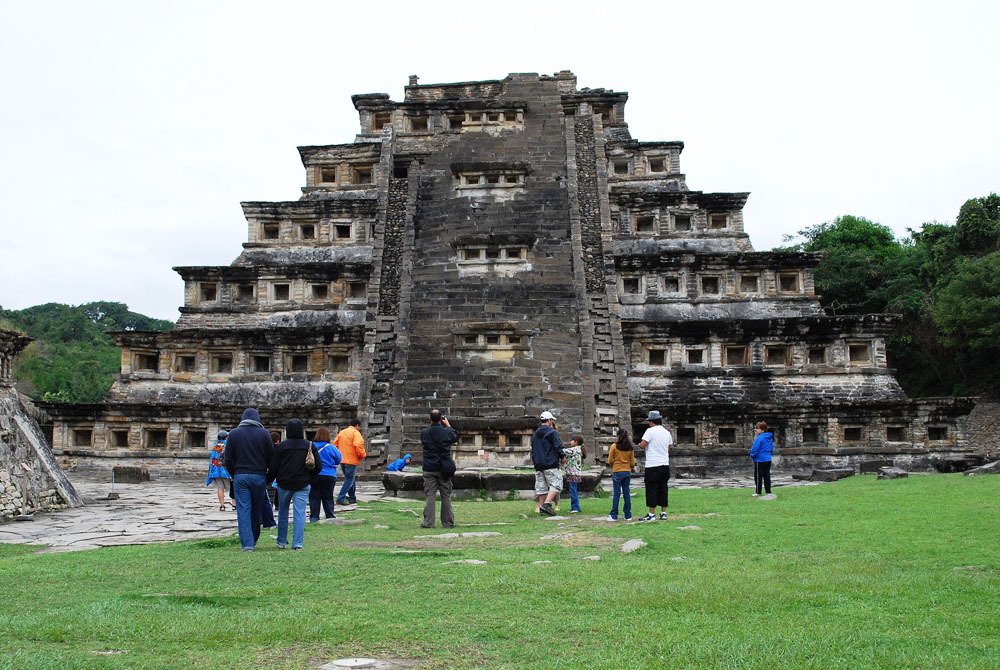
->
[334, 418, 366, 505]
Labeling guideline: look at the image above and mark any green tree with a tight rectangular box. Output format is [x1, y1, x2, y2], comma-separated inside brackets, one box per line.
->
[779, 215, 904, 314]
[0, 302, 172, 403]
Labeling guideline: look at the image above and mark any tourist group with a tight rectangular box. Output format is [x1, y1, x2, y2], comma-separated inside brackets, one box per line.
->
[206, 406, 775, 550]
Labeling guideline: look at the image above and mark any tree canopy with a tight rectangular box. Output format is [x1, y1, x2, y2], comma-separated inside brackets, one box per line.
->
[0, 302, 173, 403]
[780, 194, 1000, 397]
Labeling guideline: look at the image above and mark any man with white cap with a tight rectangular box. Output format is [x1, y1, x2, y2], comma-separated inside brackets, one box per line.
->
[638, 409, 672, 521]
[531, 410, 565, 516]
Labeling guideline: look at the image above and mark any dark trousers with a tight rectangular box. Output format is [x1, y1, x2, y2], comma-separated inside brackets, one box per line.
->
[754, 461, 772, 494]
[422, 471, 454, 528]
[309, 475, 337, 520]
[644, 465, 670, 509]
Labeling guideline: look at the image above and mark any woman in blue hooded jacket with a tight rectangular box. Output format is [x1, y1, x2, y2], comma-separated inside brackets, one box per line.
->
[308, 426, 342, 522]
[750, 421, 774, 496]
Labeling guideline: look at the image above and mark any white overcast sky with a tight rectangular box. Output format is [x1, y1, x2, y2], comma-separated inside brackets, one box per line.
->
[1, 0, 997, 321]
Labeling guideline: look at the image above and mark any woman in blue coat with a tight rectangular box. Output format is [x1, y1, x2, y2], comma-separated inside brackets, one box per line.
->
[750, 421, 774, 497]
[308, 426, 342, 522]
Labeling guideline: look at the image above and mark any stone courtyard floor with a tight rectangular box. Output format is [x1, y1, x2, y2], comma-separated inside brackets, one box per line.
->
[0, 472, 815, 552]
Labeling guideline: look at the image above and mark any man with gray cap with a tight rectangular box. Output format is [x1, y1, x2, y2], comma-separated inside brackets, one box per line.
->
[531, 410, 565, 516]
[638, 410, 672, 521]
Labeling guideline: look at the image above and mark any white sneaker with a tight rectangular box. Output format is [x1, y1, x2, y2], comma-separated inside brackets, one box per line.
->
[639, 513, 656, 522]
[604, 515, 618, 521]
[751, 493, 759, 497]
[624, 516, 633, 521]
[659, 512, 668, 521]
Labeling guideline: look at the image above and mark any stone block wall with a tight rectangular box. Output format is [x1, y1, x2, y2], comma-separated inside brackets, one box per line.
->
[1, 388, 81, 520]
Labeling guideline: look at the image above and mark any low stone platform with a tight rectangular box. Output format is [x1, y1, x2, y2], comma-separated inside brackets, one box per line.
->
[383, 470, 603, 498]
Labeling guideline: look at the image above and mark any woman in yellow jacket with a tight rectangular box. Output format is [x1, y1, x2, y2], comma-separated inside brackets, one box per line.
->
[606, 428, 635, 521]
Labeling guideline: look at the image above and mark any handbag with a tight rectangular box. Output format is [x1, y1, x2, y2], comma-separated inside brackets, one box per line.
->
[440, 455, 457, 478]
[304, 441, 316, 469]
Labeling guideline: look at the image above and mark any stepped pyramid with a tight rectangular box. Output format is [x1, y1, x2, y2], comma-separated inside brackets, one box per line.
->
[45, 72, 973, 475]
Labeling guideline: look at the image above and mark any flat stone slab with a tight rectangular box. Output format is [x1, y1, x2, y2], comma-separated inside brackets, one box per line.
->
[442, 559, 487, 565]
[414, 532, 501, 539]
[677, 525, 702, 531]
[877, 467, 909, 480]
[321, 658, 419, 670]
[320, 518, 365, 525]
[582, 555, 601, 561]
[811, 468, 855, 482]
[860, 459, 894, 474]
[532, 560, 553, 564]
[621, 539, 648, 553]
[931, 454, 989, 473]
[757, 493, 777, 500]
[964, 460, 1000, 476]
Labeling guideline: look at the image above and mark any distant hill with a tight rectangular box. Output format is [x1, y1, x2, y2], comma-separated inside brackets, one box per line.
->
[0, 302, 173, 403]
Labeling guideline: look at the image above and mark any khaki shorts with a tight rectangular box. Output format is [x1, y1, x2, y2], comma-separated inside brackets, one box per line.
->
[534, 468, 563, 496]
[209, 477, 228, 490]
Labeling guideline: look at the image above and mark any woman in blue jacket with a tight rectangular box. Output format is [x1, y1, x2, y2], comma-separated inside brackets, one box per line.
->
[309, 426, 342, 522]
[750, 421, 774, 497]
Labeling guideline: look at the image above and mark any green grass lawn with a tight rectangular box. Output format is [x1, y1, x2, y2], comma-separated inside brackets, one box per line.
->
[0, 474, 997, 669]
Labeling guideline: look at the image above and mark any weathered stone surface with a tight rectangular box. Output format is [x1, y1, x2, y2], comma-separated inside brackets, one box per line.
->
[113, 466, 150, 484]
[479, 471, 525, 492]
[621, 538, 648, 553]
[673, 465, 708, 479]
[450, 471, 481, 491]
[582, 555, 601, 561]
[811, 468, 855, 482]
[860, 459, 894, 474]
[677, 525, 702, 531]
[931, 454, 988, 473]
[964, 460, 1000, 476]
[0, 353, 81, 520]
[757, 493, 777, 500]
[877, 466, 908, 480]
[442, 559, 487, 565]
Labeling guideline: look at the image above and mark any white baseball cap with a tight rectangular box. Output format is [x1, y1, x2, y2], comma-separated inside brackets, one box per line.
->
[539, 411, 555, 421]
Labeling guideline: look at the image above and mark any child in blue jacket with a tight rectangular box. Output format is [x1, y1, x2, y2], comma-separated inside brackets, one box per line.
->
[750, 421, 774, 496]
[387, 453, 413, 471]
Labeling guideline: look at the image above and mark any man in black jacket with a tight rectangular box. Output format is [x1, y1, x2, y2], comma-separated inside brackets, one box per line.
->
[420, 409, 458, 529]
[224, 407, 274, 551]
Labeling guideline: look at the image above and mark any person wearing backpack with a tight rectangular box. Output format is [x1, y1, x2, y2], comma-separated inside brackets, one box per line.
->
[309, 426, 342, 522]
[267, 418, 321, 550]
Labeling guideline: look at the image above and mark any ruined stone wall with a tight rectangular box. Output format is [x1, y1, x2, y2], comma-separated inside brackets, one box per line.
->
[1, 389, 80, 519]
[965, 401, 1000, 452]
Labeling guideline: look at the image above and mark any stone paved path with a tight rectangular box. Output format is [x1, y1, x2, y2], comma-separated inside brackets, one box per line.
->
[0, 475, 385, 553]
[0, 473, 815, 552]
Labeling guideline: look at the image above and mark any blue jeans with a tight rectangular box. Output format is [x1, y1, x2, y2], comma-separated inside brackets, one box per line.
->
[233, 473, 267, 550]
[336, 464, 357, 504]
[567, 480, 581, 512]
[610, 471, 632, 520]
[276, 485, 310, 549]
[261, 488, 276, 528]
